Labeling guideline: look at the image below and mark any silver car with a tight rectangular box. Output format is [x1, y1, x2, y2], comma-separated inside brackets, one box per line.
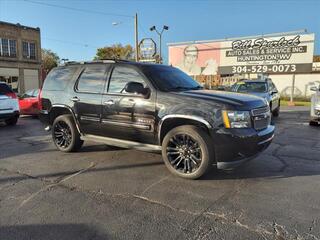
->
[310, 85, 320, 126]
[231, 79, 281, 117]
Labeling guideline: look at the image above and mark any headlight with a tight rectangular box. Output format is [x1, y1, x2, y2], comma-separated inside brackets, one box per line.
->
[222, 110, 251, 128]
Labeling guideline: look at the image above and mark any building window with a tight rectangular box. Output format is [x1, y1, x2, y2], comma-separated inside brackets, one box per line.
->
[0, 38, 17, 57]
[22, 41, 36, 60]
[9, 40, 17, 57]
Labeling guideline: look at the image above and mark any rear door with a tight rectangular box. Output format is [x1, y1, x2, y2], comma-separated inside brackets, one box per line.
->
[72, 64, 109, 135]
[19, 89, 36, 114]
[100, 65, 156, 144]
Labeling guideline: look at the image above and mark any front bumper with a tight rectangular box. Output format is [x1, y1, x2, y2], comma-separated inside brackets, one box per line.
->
[212, 125, 275, 170]
[0, 111, 19, 120]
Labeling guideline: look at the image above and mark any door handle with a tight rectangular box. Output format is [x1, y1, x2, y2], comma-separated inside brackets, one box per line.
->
[128, 99, 135, 103]
[70, 96, 80, 102]
[104, 99, 115, 105]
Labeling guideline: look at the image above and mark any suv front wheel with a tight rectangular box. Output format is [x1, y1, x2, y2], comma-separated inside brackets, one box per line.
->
[162, 125, 214, 179]
[52, 115, 83, 152]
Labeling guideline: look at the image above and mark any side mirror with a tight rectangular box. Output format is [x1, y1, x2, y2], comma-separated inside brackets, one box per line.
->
[124, 81, 146, 95]
[271, 89, 278, 94]
[310, 86, 319, 92]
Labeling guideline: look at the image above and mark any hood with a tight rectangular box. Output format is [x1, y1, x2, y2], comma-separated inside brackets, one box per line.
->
[173, 90, 267, 110]
[247, 92, 271, 101]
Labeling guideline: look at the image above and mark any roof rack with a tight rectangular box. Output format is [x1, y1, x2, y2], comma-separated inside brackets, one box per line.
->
[63, 59, 132, 66]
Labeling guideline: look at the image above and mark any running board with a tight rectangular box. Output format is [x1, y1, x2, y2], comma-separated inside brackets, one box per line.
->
[80, 134, 162, 153]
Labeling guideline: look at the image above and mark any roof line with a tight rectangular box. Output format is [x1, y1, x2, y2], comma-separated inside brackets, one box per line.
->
[0, 21, 40, 31]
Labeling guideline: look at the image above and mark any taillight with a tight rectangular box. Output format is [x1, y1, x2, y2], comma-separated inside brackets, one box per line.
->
[38, 89, 43, 110]
[5, 92, 17, 99]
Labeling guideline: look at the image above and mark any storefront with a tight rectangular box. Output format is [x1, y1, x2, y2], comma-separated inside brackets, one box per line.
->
[0, 21, 42, 93]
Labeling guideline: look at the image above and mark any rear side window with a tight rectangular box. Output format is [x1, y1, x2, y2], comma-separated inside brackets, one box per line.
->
[107, 66, 146, 94]
[42, 67, 78, 91]
[0, 83, 13, 94]
[76, 65, 107, 93]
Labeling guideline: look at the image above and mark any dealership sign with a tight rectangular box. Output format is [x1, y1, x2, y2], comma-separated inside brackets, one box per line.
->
[168, 32, 315, 75]
[219, 33, 315, 74]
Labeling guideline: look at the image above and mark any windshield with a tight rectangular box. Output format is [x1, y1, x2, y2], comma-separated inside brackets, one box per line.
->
[234, 82, 267, 93]
[143, 65, 202, 92]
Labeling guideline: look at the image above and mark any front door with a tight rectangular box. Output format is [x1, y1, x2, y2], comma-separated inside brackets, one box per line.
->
[72, 64, 109, 135]
[101, 65, 156, 144]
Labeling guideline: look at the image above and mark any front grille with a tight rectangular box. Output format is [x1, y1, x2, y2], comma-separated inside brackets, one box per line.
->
[251, 106, 271, 130]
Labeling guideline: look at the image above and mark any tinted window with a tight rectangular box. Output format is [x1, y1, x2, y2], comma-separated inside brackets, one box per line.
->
[0, 83, 13, 94]
[108, 66, 146, 94]
[143, 65, 201, 92]
[77, 65, 106, 93]
[42, 67, 78, 91]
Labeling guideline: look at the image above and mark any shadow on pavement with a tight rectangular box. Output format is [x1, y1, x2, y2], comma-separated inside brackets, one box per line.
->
[0, 224, 109, 240]
[0, 161, 164, 184]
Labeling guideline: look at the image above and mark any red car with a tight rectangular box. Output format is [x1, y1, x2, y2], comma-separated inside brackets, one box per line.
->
[19, 89, 40, 115]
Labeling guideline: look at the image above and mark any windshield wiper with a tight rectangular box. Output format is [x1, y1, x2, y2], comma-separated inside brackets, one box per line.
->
[189, 86, 203, 90]
[168, 86, 189, 91]
[168, 86, 203, 92]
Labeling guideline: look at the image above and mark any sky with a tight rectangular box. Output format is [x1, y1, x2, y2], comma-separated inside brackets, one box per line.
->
[0, 0, 319, 63]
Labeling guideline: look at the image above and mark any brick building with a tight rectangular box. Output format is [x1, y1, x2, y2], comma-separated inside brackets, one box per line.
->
[0, 21, 41, 93]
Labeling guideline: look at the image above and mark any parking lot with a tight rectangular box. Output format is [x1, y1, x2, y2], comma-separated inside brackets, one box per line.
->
[0, 107, 319, 240]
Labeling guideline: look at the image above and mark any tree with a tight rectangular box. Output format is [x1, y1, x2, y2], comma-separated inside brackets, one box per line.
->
[42, 49, 60, 73]
[94, 44, 134, 60]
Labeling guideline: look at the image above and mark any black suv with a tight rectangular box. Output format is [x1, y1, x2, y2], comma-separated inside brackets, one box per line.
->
[39, 60, 274, 179]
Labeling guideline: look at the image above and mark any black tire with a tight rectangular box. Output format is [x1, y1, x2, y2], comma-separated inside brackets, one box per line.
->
[272, 105, 280, 117]
[5, 116, 18, 126]
[52, 114, 83, 152]
[309, 120, 319, 126]
[161, 125, 214, 179]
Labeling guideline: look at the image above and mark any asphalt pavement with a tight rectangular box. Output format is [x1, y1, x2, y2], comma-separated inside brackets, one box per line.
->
[0, 107, 319, 240]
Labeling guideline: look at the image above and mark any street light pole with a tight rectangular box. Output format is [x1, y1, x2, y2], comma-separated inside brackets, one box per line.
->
[150, 25, 169, 64]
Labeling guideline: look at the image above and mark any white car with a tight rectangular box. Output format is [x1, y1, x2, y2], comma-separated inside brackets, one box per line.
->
[0, 82, 20, 126]
[310, 85, 320, 126]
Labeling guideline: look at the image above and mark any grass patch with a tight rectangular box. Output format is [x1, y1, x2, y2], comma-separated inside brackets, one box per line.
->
[280, 100, 311, 107]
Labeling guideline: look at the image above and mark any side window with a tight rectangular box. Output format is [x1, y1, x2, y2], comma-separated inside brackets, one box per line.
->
[33, 89, 39, 97]
[23, 90, 34, 98]
[43, 67, 78, 91]
[268, 81, 276, 91]
[76, 65, 106, 93]
[107, 66, 146, 94]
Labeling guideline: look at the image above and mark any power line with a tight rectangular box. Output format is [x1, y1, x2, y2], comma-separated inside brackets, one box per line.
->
[42, 37, 99, 49]
[23, 0, 134, 18]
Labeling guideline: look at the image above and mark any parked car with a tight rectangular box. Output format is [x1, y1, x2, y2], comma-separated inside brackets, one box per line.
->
[231, 79, 281, 117]
[0, 82, 20, 126]
[39, 60, 274, 179]
[310, 85, 320, 126]
[19, 89, 40, 116]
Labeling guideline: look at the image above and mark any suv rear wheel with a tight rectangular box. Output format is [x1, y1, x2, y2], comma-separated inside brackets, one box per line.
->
[5, 116, 18, 126]
[162, 125, 214, 179]
[52, 115, 83, 152]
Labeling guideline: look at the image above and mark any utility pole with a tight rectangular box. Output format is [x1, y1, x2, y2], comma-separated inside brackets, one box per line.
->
[134, 13, 139, 62]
